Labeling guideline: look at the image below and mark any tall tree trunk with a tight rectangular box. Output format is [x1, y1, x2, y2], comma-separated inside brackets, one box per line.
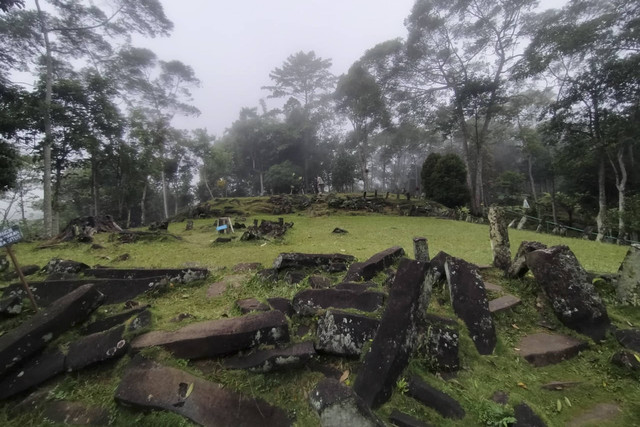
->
[161, 169, 169, 219]
[609, 146, 628, 244]
[126, 207, 131, 229]
[35, 0, 53, 237]
[203, 175, 214, 199]
[140, 182, 147, 226]
[527, 154, 538, 204]
[455, 104, 475, 213]
[551, 176, 558, 226]
[595, 156, 607, 242]
[91, 157, 99, 216]
[474, 148, 483, 215]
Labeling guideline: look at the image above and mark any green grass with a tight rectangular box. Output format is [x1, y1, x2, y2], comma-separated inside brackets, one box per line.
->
[0, 198, 636, 426]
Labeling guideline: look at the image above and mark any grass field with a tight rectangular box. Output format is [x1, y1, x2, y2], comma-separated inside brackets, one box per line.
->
[0, 204, 637, 426]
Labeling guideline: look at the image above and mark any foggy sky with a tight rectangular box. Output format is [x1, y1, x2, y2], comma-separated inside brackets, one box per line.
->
[138, 0, 565, 138]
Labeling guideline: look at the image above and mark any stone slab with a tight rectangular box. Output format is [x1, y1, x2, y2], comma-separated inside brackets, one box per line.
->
[514, 402, 546, 427]
[66, 325, 128, 371]
[224, 341, 316, 372]
[273, 252, 355, 271]
[334, 281, 377, 293]
[0, 295, 22, 317]
[389, 410, 433, 427]
[292, 289, 385, 315]
[507, 241, 547, 278]
[353, 259, 429, 409]
[236, 298, 270, 314]
[614, 328, 640, 352]
[418, 314, 460, 372]
[131, 311, 289, 359]
[84, 267, 208, 282]
[344, 246, 405, 281]
[316, 310, 380, 357]
[0, 284, 103, 376]
[83, 305, 150, 335]
[406, 375, 465, 420]
[0, 350, 65, 400]
[517, 333, 588, 367]
[445, 257, 496, 355]
[489, 294, 522, 314]
[42, 401, 110, 425]
[267, 297, 294, 317]
[309, 378, 385, 427]
[115, 356, 292, 426]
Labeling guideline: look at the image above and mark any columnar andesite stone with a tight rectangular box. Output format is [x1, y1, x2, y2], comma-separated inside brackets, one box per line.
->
[344, 246, 405, 281]
[413, 237, 430, 262]
[116, 356, 292, 426]
[516, 333, 588, 367]
[316, 310, 380, 357]
[272, 252, 355, 271]
[444, 257, 496, 355]
[131, 311, 289, 359]
[507, 241, 547, 278]
[309, 378, 385, 427]
[0, 284, 104, 376]
[292, 289, 385, 315]
[488, 206, 512, 270]
[416, 314, 460, 372]
[525, 245, 611, 341]
[353, 258, 430, 408]
[224, 341, 316, 372]
[615, 244, 640, 306]
[406, 376, 465, 420]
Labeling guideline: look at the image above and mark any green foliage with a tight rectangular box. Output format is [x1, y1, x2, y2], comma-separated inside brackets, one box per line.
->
[475, 401, 516, 427]
[330, 151, 358, 192]
[495, 171, 525, 205]
[264, 160, 302, 194]
[0, 140, 17, 192]
[421, 153, 470, 208]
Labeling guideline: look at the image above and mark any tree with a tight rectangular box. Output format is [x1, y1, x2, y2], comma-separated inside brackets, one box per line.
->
[520, 0, 640, 241]
[330, 150, 358, 192]
[421, 152, 470, 208]
[263, 51, 336, 187]
[335, 64, 389, 191]
[0, 0, 172, 235]
[265, 160, 302, 194]
[378, 0, 537, 214]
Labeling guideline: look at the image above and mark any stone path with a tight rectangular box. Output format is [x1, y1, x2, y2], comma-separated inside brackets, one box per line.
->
[517, 333, 588, 367]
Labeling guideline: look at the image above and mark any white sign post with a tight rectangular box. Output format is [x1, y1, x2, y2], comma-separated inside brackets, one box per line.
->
[0, 226, 38, 312]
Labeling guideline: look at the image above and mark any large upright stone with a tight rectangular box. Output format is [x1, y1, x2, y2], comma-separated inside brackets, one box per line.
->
[116, 356, 292, 426]
[615, 244, 640, 306]
[292, 289, 385, 315]
[526, 245, 611, 341]
[507, 241, 547, 278]
[0, 284, 104, 376]
[488, 206, 511, 270]
[316, 310, 380, 357]
[273, 253, 355, 271]
[413, 237, 430, 262]
[353, 258, 430, 409]
[309, 378, 385, 427]
[344, 246, 405, 281]
[131, 311, 289, 359]
[444, 257, 496, 355]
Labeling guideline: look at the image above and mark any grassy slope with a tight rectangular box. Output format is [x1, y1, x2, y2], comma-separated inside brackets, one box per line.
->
[0, 203, 637, 426]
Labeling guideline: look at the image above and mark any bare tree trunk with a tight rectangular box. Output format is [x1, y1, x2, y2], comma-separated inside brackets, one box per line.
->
[527, 154, 538, 204]
[140, 182, 147, 226]
[161, 170, 169, 219]
[35, 0, 53, 237]
[596, 156, 606, 242]
[474, 149, 483, 215]
[126, 207, 131, 229]
[551, 176, 558, 226]
[609, 146, 628, 243]
[91, 157, 99, 216]
[203, 175, 214, 199]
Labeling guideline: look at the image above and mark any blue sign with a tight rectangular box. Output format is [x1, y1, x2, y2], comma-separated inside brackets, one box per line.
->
[0, 226, 22, 248]
[216, 224, 228, 231]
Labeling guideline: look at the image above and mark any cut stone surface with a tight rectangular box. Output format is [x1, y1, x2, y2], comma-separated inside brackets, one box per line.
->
[567, 403, 622, 427]
[344, 246, 405, 281]
[292, 289, 385, 315]
[42, 400, 111, 425]
[614, 328, 640, 352]
[84, 267, 208, 283]
[0, 350, 65, 400]
[0, 284, 103, 376]
[445, 257, 497, 355]
[66, 325, 128, 371]
[489, 294, 522, 314]
[3, 277, 171, 306]
[516, 333, 588, 367]
[83, 305, 150, 335]
[526, 245, 611, 341]
[44, 258, 90, 275]
[488, 207, 511, 270]
[615, 243, 640, 305]
[484, 282, 503, 292]
[309, 378, 385, 427]
[131, 311, 289, 359]
[236, 298, 270, 314]
[224, 341, 316, 372]
[0, 295, 22, 317]
[428, 251, 451, 285]
[334, 281, 377, 293]
[308, 275, 331, 289]
[417, 314, 460, 372]
[389, 409, 433, 427]
[284, 270, 306, 284]
[267, 297, 294, 317]
[115, 356, 292, 426]
[273, 252, 355, 271]
[513, 402, 546, 427]
[353, 259, 430, 409]
[507, 241, 547, 278]
[406, 375, 465, 420]
[316, 310, 380, 357]
[413, 237, 430, 263]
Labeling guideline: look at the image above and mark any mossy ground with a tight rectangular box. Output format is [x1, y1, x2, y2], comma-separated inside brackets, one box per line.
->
[0, 197, 636, 426]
